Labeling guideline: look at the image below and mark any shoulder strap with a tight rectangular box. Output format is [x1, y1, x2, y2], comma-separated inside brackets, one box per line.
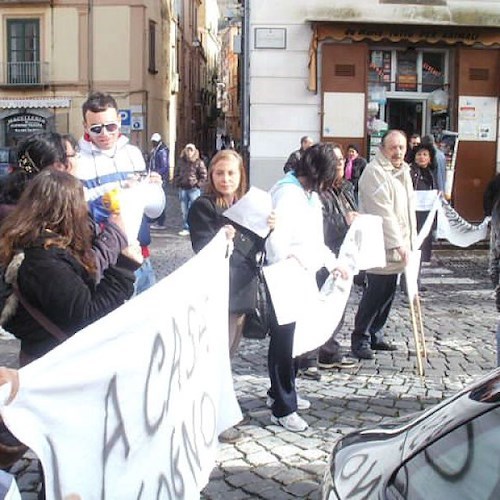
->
[13, 286, 68, 343]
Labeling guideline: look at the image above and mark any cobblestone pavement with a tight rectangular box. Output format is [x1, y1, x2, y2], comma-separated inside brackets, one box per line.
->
[4, 186, 498, 499]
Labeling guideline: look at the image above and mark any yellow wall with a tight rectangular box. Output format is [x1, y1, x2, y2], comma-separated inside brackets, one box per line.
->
[93, 6, 130, 81]
[52, 9, 79, 82]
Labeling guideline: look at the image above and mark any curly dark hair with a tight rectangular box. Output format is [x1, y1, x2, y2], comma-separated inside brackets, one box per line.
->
[82, 91, 118, 119]
[0, 132, 69, 205]
[294, 143, 339, 192]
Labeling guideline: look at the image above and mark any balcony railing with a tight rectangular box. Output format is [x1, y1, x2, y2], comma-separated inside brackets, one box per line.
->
[0, 61, 49, 87]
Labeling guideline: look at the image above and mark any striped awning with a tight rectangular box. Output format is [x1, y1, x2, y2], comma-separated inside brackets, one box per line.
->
[0, 97, 71, 109]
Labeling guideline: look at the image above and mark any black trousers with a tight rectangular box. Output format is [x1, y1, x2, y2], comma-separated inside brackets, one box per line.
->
[351, 273, 398, 350]
[267, 302, 297, 418]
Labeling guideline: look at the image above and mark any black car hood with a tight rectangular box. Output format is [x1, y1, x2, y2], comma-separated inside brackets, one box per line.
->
[330, 369, 500, 500]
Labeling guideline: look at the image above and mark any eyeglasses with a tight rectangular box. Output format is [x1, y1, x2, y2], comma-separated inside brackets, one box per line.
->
[88, 122, 120, 135]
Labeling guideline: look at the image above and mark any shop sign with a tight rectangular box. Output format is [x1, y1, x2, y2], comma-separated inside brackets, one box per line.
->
[6, 113, 47, 134]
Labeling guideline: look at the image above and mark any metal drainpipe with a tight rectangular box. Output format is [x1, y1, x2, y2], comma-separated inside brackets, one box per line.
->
[88, 0, 94, 92]
[241, 0, 250, 175]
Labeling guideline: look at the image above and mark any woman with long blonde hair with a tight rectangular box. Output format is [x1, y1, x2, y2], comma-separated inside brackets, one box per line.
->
[188, 149, 273, 442]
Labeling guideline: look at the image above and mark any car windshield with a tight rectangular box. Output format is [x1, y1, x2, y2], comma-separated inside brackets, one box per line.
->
[388, 407, 500, 499]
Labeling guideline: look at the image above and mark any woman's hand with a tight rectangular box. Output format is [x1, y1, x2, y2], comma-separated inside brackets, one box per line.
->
[330, 264, 350, 280]
[121, 241, 144, 265]
[0, 367, 19, 404]
[345, 211, 359, 226]
[267, 210, 276, 231]
[108, 213, 126, 235]
[224, 224, 236, 241]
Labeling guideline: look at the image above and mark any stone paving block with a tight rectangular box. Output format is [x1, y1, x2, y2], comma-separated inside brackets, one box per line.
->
[226, 470, 263, 488]
[236, 440, 267, 455]
[258, 488, 297, 499]
[201, 479, 237, 498]
[276, 430, 304, 444]
[271, 444, 303, 459]
[217, 446, 245, 462]
[259, 435, 293, 450]
[253, 464, 284, 480]
[299, 461, 328, 478]
[293, 437, 325, 450]
[297, 448, 329, 461]
[273, 467, 313, 486]
[245, 451, 279, 467]
[220, 459, 249, 471]
[284, 480, 319, 498]
[242, 477, 283, 497]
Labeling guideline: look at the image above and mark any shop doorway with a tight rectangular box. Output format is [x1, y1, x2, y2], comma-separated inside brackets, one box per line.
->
[386, 99, 424, 138]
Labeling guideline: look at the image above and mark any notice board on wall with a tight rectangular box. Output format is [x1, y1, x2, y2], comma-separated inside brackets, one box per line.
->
[322, 92, 365, 138]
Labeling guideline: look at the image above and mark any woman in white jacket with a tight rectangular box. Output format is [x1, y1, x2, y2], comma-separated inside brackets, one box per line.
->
[266, 143, 349, 432]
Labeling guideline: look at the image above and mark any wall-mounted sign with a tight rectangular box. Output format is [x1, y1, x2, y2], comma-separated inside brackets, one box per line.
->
[6, 113, 47, 134]
[458, 96, 498, 142]
[119, 109, 131, 127]
[254, 28, 286, 49]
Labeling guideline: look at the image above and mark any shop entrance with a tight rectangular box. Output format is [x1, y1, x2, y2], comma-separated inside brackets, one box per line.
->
[385, 99, 424, 138]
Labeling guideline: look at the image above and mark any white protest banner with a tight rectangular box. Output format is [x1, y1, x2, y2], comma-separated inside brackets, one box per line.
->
[0, 231, 241, 500]
[436, 198, 490, 247]
[404, 250, 422, 302]
[118, 186, 145, 243]
[262, 258, 318, 325]
[292, 215, 385, 356]
[223, 186, 273, 238]
[415, 190, 438, 212]
[415, 194, 440, 251]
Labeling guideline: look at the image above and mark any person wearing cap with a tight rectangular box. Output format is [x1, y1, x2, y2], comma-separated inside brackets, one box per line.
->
[173, 143, 207, 236]
[149, 133, 170, 229]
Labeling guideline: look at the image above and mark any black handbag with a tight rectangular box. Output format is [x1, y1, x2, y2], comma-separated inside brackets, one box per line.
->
[242, 253, 270, 340]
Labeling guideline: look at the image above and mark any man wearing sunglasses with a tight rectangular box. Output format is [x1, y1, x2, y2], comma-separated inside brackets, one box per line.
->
[77, 91, 158, 294]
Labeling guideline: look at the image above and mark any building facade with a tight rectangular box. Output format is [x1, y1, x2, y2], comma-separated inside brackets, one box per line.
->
[0, 0, 177, 156]
[246, 0, 500, 220]
[0, 0, 222, 171]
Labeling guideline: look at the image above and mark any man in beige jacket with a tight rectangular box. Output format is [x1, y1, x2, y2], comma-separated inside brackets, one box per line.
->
[351, 130, 416, 360]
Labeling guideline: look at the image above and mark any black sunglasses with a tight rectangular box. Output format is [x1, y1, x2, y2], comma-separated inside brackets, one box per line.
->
[88, 122, 120, 135]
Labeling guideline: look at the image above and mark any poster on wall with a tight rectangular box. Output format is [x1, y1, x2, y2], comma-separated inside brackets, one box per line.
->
[458, 96, 498, 141]
[323, 92, 365, 138]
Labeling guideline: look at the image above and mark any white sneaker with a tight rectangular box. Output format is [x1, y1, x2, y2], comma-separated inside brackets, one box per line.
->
[271, 412, 308, 432]
[178, 229, 190, 236]
[266, 394, 311, 411]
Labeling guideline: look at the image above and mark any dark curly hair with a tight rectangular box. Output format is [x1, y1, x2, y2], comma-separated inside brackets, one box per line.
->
[294, 143, 339, 192]
[0, 132, 69, 205]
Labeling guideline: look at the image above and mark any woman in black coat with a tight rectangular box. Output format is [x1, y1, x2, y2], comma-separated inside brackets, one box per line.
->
[410, 144, 438, 264]
[0, 170, 142, 365]
[188, 149, 271, 357]
[188, 149, 273, 443]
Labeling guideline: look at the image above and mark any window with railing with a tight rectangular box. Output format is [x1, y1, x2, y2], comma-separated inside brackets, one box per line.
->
[7, 19, 41, 85]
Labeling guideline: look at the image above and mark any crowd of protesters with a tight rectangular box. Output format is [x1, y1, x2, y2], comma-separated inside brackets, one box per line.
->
[0, 89, 497, 487]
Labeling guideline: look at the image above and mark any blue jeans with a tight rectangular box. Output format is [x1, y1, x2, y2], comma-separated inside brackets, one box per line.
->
[134, 257, 156, 295]
[154, 181, 169, 226]
[179, 187, 201, 230]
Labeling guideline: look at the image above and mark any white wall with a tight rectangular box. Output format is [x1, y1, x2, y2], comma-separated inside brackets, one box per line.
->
[247, 0, 500, 189]
[248, 2, 318, 189]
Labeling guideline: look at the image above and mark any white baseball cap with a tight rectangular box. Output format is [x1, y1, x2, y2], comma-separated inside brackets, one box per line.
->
[151, 133, 161, 142]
